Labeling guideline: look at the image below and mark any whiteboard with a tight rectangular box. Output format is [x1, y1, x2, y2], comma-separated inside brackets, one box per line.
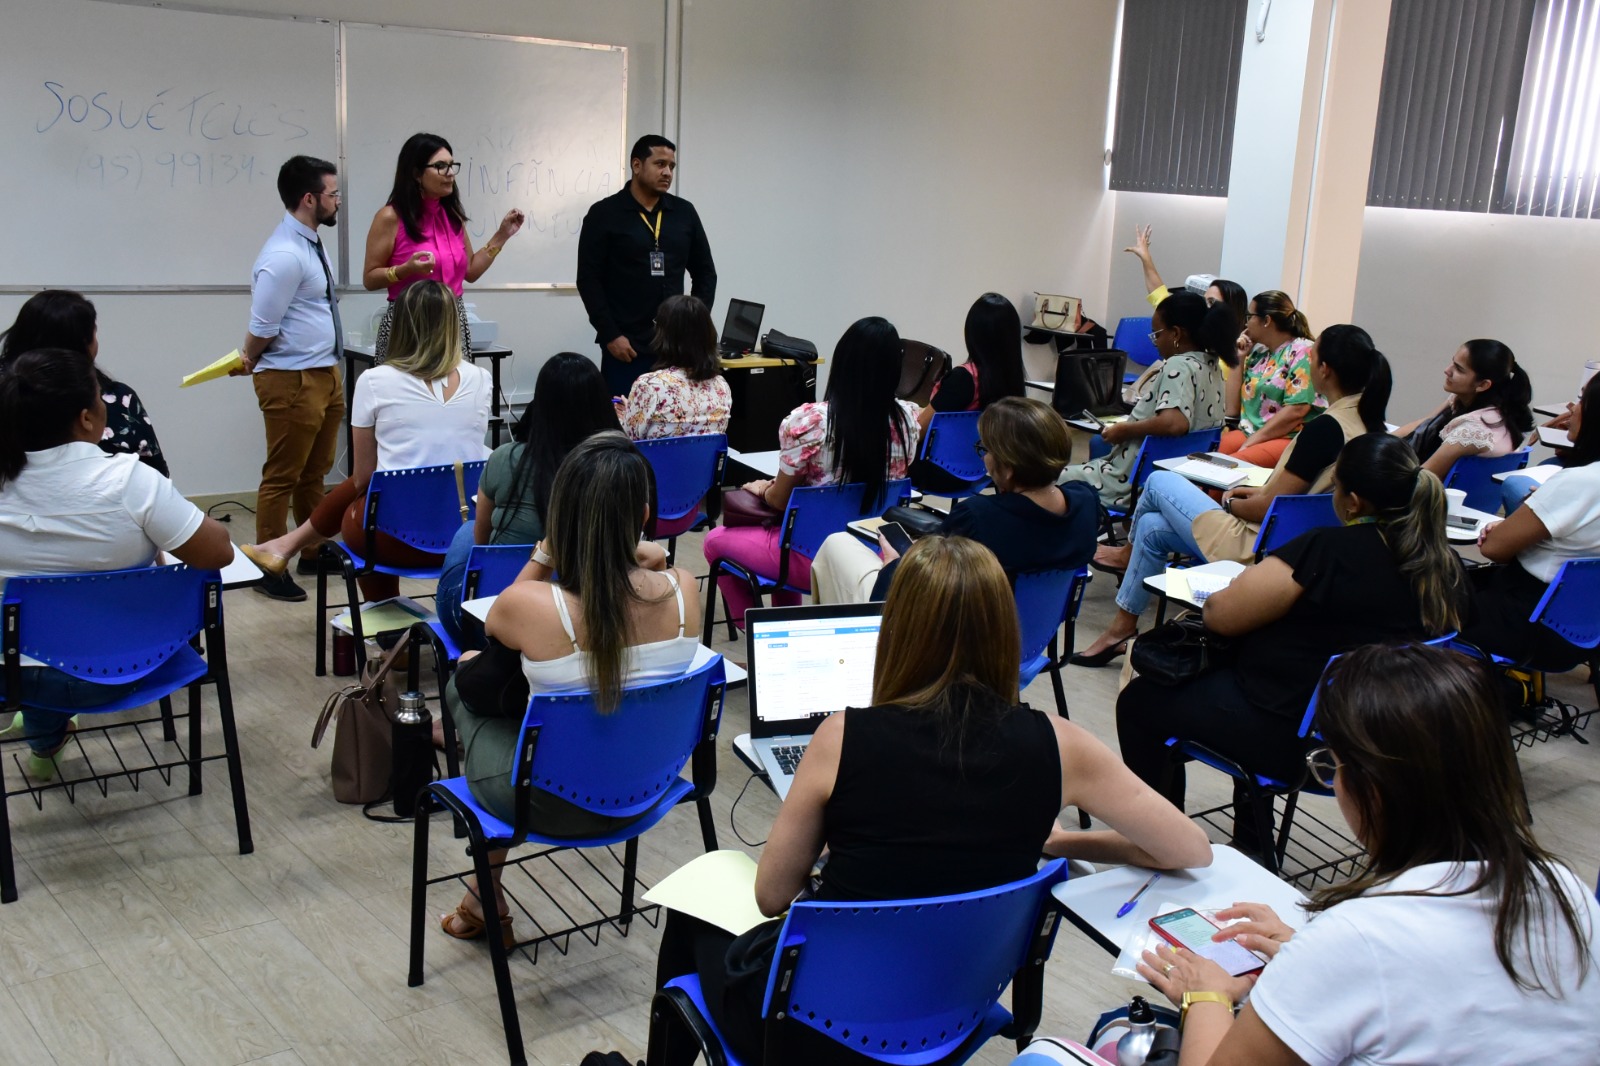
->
[340, 24, 628, 289]
[0, 0, 337, 288]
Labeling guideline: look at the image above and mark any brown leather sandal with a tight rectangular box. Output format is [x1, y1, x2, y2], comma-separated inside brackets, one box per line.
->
[440, 903, 515, 950]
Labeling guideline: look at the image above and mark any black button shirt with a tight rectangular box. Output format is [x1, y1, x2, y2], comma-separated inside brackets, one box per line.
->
[576, 181, 717, 347]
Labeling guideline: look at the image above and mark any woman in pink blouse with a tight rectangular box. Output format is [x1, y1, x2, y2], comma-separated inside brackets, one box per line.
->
[362, 132, 525, 362]
[1395, 339, 1533, 478]
[702, 316, 920, 625]
[619, 295, 731, 440]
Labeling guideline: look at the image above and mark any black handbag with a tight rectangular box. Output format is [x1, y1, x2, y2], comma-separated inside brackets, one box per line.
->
[761, 329, 819, 363]
[1129, 615, 1236, 687]
[883, 503, 945, 538]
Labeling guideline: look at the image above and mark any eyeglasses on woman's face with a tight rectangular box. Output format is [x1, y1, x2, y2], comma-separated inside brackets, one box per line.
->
[973, 441, 988, 457]
[424, 161, 462, 176]
[1305, 746, 1340, 790]
[1148, 326, 1172, 345]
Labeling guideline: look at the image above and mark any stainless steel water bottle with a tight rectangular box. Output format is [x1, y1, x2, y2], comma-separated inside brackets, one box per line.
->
[390, 691, 433, 817]
[1116, 996, 1159, 1066]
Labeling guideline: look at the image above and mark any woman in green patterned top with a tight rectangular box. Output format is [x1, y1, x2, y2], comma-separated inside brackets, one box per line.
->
[1220, 290, 1321, 469]
[1057, 291, 1233, 510]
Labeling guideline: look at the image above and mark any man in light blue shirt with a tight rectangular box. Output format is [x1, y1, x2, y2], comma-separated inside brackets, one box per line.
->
[234, 155, 344, 601]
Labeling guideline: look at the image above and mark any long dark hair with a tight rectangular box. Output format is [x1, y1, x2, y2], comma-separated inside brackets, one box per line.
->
[387, 132, 468, 244]
[1334, 433, 1462, 635]
[544, 432, 666, 714]
[962, 293, 1025, 405]
[823, 317, 912, 511]
[1, 290, 97, 367]
[1156, 290, 1241, 368]
[650, 295, 721, 382]
[1561, 372, 1600, 468]
[1315, 324, 1391, 432]
[1312, 643, 1593, 996]
[502, 353, 620, 536]
[1410, 340, 1534, 460]
[0, 349, 100, 490]
[1208, 279, 1249, 336]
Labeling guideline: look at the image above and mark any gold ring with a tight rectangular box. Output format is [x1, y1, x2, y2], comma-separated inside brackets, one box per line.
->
[1163, 963, 1175, 974]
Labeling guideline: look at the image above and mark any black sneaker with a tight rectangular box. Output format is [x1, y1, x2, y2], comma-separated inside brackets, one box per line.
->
[297, 554, 345, 576]
[255, 569, 307, 602]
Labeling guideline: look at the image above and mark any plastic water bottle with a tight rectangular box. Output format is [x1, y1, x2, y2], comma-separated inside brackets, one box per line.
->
[390, 691, 433, 817]
[1116, 996, 1159, 1066]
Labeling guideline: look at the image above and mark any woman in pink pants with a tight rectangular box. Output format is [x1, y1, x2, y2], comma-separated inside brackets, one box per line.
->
[703, 316, 920, 625]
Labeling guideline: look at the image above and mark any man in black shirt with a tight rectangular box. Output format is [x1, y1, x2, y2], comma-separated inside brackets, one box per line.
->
[576, 134, 717, 394]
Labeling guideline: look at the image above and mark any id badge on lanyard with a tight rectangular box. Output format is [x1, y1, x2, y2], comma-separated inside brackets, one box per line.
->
[641, 210, 665, 276]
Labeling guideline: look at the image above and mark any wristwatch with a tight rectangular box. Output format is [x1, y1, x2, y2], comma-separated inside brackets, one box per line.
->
[1179, 990, 1235, 1030]
[1221, 495, 1234, 516]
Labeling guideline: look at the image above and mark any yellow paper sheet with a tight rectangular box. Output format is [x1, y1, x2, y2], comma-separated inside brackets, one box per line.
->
[180, 349, 244, 387]
[642, 850, 770, 936]
[1239, 465, 1273, 488]
[330, 596, 433, 636]
[1169, 571, 1194, 604]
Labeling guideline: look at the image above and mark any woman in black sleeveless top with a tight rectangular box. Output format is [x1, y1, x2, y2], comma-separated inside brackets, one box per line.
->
[654, 536, 1210, 1064]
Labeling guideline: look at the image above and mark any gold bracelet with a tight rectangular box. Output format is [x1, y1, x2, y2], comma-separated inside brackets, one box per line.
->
[1179, 991, 1235, 1031]
[483, 244, 502, 259]
[385, 266, 399, 284]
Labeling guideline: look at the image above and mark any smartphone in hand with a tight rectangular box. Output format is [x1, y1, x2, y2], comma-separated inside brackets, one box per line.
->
[880, 521, 914, 556]
[1150, 907, 1266, 977]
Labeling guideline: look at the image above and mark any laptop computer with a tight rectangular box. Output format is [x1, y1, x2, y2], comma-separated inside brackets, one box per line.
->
[1052, 349, 1132, 421]
[719, 298, 765, 358]
[745, 601, 884, 799]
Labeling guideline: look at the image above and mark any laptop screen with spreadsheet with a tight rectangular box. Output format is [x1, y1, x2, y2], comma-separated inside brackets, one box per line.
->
[746, 603, 883, 737]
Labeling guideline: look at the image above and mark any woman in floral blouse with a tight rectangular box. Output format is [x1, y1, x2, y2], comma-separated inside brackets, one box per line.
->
[619, 294, 731, 440]
[1220, 290, 1320, 469]
[1394, 339, 1533, 479]
[0, 290, 168, 476]
[702, 316, 919, 626]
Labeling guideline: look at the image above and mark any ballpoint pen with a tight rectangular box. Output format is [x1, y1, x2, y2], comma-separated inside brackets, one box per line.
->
[1115, 872, 1162, 918]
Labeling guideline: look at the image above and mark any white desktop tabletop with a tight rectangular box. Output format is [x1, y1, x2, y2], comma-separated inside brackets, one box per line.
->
[726, 449, 781, 478]
[1140, 560, 1246, 613]
[1051, 844, 1309, 955]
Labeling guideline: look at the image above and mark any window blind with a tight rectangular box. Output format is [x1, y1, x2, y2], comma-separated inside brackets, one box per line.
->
[1500, 0, 1600, 218]
[1110, 0, 1248, 197]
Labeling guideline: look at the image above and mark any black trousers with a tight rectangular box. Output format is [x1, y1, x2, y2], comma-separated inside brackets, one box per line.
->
[1116, 670, 1311, 846]
[1462, 561, 1586, 671]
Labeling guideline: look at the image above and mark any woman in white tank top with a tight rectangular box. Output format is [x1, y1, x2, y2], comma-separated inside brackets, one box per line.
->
[441, 431, 700, 949]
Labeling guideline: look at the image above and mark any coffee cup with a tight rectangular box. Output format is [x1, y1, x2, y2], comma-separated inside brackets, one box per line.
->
[1445, 488, 1467, 516]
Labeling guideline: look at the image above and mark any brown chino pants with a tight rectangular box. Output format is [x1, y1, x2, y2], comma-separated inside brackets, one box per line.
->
[253, 366, 345, 552]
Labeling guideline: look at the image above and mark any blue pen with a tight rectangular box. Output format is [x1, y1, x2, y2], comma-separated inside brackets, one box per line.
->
[1115, 872, 1161, 918]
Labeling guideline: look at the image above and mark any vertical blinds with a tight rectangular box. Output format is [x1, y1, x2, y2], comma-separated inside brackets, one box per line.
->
[1366, 0, 1540, 212]
[1501, 0, 1600, 218]
[1110, 0, 1248, 197]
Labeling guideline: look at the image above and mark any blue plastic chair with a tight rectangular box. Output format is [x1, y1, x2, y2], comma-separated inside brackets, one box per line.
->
[1015, 567, 1092, 720]
[648, 859, 1069, 1066]
[1251, 494, 1339, 562]
[637, 433, 729, 563]
[912, 411, 991, 498]
[408, 654, 727, 1066]
[419, 543, 535, 779]
[314, 461, 487, 676]
[1443, 448, 1531, 513]
[703, 479, 911, 643]
[1113, 316, 1158, 382]
[1102, 427, 1225, 535]
[0, 565, 252, 903]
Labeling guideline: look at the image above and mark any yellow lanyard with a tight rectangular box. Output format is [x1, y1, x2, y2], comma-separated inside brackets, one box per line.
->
[639, 210, 663, 249]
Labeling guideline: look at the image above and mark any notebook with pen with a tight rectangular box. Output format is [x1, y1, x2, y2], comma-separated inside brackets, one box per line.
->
[745, 602, 883, 799]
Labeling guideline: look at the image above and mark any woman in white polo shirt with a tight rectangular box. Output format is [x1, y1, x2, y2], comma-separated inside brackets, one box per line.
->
[0, 349, 233, 778]
[242, 280, 491, 601]
[1136, 642, 1599, 1065]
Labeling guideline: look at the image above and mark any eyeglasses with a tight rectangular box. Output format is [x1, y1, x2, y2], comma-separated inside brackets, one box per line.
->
[1147, 326, 1171, 345]
[321, 190, 342, 201]
[973, 442, 989, 457]
[424, 161, 462, 176]
[1305, 747, 1340, 790]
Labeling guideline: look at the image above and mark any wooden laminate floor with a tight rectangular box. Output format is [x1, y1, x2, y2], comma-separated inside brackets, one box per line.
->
[0, 518, 1595, 1065]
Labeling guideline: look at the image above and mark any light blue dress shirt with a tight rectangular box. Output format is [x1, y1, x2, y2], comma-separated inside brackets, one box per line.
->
[248, 213, 339, 372]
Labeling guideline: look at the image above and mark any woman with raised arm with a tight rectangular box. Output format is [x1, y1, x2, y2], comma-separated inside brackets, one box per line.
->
[1135, 642, 1599, 1064]
[1123, 224, 1248, 324]
[0, 349, 233, 780]
[1055, 290, 1232, 512]
[362, 132, 525, 362]
[1393, 338, 1533, 479]
[654, 535, 1211, 1065]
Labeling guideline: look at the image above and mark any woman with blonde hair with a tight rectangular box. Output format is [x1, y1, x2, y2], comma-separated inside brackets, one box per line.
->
[653, 535, 1211, 1064]
[1220, 290, 1319, 468]
[241, 280, 491, 601]
[810, 397, 1098, 603]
